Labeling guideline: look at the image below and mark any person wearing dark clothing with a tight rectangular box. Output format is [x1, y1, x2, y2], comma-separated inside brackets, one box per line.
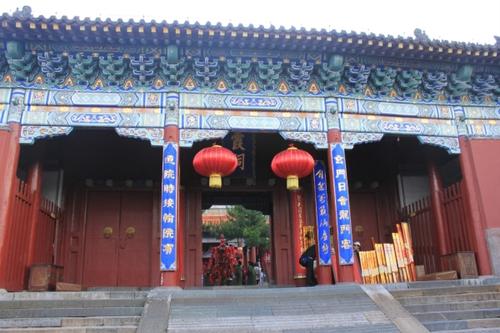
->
[300, 245, 317, 286]
[247, 262, 257, 285]
[234, 261, 243, 285]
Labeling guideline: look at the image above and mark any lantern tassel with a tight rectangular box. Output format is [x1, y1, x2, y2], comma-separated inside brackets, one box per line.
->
[286, 175, 299, 190]
[209, 174, 222, 188]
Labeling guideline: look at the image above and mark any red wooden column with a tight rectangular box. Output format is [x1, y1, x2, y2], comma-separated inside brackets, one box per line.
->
[160, 124, 181, 286]
[327, 129, 355, 282]
[427, 159, 450, 264]
[0, 122, 22, 287]
[26, 161, 44, 266]
[289, 190, 307, 285]
[457, 137, 492, 275]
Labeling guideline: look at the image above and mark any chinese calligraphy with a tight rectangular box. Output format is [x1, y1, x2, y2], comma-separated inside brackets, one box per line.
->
[160, 143, 178, 271]
[331, 144, 354, 265]
[313, 161, 332, 266]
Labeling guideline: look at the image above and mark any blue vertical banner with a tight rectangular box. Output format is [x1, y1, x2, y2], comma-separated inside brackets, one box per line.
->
[313, 161, 332, 266]
[160, 143, 178, 271]
[331, 144, 354, 265]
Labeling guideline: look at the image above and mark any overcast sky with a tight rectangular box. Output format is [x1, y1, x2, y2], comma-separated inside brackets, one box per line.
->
[1, 0, 499, 44]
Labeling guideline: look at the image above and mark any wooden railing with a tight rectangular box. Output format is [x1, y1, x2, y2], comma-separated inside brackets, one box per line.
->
[401, 180, 473, 274]
[3, 179, 34, 291]
[3, 178, 61, 291]
[402, 196, 438, 273]
[442, 182, 472, 253]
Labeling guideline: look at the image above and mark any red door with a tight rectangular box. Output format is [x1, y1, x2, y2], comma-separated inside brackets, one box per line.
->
[350, 192, 380, 251]
[82, 191, 152, 287]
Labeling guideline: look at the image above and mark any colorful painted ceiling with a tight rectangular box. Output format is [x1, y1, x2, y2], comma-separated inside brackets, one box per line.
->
[0, 7, 498, 104]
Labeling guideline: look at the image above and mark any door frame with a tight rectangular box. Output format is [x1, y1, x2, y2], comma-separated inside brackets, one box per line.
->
[77, 187, 159, 287]
[184, 185, 294, 288]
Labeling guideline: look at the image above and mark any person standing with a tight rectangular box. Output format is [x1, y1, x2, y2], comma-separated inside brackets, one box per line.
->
[247, 262, 256, 285]
[234, 260, 243, 285]
[254, 262, 261, 286]
[300, 244, 317, 286]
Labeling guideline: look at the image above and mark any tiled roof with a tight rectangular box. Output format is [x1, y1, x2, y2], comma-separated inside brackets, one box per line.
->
[0, 8, 498, 64]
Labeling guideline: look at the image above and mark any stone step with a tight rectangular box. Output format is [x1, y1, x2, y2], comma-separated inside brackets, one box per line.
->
[0, 292, 148, 302]
[167, 310, 392, 332]
[405, 299, 500, 313]
[423, 318, 500, 331]
[0, 299, 145, 310]
[398, 292, 500, 306]
[436, 329, 500, 333]
[413, 308, 500, 322]
[168, 323, 400, 333]
[0, 317, 140, 329]
[61, 316, 140, 327]
[0, 307, 144, 319]
[0, 326, 137, 332]
[391, 285, 500, 299]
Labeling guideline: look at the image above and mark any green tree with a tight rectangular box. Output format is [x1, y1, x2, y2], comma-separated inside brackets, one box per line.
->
[205, 205, 270, 249]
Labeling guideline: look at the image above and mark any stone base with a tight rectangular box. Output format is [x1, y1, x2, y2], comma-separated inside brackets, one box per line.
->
[486, 227, 500, 276]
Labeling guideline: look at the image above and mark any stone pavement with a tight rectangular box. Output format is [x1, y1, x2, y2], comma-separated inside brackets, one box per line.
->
[165, 284, 402, 333]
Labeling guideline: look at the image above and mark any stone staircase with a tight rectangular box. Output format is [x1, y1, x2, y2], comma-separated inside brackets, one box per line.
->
[0, 290, 147, 332]
[391, 283, 500, 332]
[167, 285, 400, 333]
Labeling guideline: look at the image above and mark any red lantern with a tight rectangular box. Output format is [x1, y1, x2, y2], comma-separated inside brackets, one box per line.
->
[271, 144, 314, 190]
[193, 144, 238, 188]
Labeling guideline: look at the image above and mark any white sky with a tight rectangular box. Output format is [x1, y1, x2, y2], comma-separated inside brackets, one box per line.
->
[1, 0, 499, 44]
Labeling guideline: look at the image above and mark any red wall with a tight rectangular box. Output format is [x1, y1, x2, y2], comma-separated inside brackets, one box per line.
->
[467, 139, 500, 229]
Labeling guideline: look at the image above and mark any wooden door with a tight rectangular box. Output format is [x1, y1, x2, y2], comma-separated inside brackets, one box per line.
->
[272, 186, 294, 285]
[117, 191, 152, 286]
[184, 189, 202, 288]
[83, 191, 120, 286]
[350, 191, 380, 251]
[82, 190, 153, 287]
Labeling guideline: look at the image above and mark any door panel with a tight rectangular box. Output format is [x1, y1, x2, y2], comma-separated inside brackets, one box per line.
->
[185, 190, 202, 287]
[350, 191, 380, 250]
[118, 191, 152, 286]
[83, 191, 120, 287]
[272, 186, 294, 285]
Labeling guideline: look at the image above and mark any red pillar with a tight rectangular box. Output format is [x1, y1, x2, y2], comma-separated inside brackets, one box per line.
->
[289, 190, 307, 285]
[0, 123, 22, 287]
[327, 129, 354, 283]
[27, 161, 44, 266]
[160, 124, 181, 286]
[458, 137, 492, 275]
[427, 159, 450, 261]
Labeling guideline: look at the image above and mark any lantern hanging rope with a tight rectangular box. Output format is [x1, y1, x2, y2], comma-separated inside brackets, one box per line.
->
[193, 144, 238, 188]
[271, 144, 314, 190]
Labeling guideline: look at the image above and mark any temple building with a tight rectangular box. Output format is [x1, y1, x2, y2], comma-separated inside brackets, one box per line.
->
[0, 7, 499, 291]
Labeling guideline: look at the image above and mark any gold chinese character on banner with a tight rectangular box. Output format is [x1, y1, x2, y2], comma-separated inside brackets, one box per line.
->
[163, 243, 174, 254]
[337, 196, 348, 206]
[163, 213, 174, 223]
[339, 209, 350, 220]
[340, 224, 351, 234]
[164, 169, 175, 179]
[231, 132, 246, 151]
[341, 239, 352, 250]
[334, 154, 344, 164]
[164, 154, 175, 165]
[163, 228, 174, 238]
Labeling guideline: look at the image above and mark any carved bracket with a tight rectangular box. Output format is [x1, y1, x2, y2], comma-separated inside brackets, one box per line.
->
[115, 127, 164, 146]
[417, 135, 460, 154]
[279, 131, 328, 149]
[179, 129, 228, 147]
[341, 132, 384, 149]
[20, 125, 73, 144]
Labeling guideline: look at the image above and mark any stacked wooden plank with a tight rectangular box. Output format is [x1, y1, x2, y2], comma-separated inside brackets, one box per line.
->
[358, 222, 416, 284]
